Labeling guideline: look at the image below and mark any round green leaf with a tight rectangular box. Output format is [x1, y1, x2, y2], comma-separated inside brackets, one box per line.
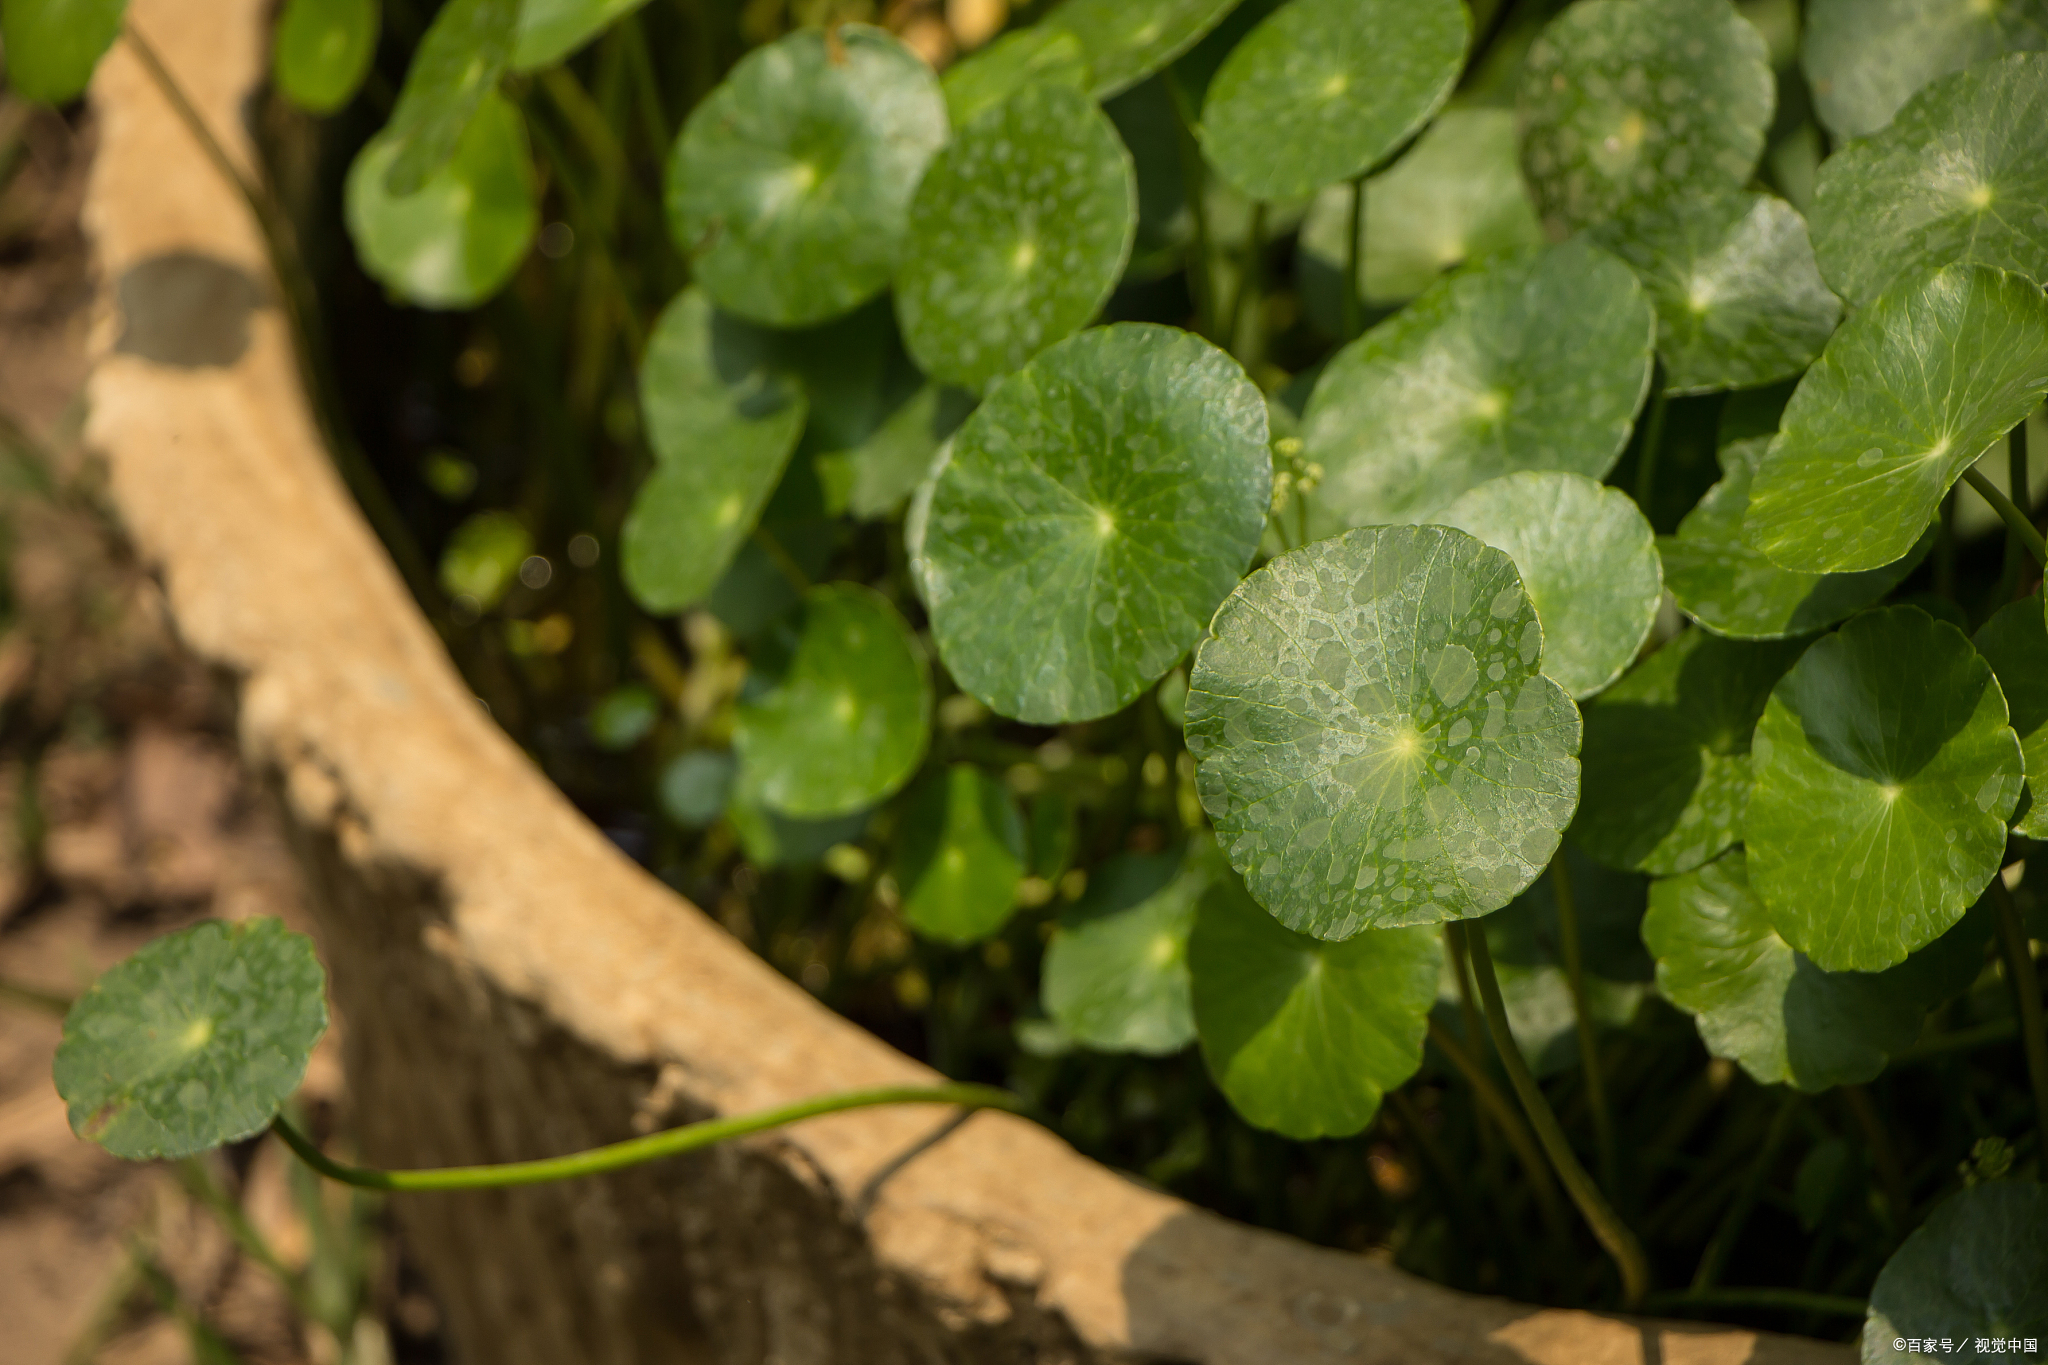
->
[895, 763, 1026, 944]
[1045, 0, 1243, 100]
[379, 0, 519, 196]
[1748, 606, 2023, 972]
[1863, 1182, 2048, 1362]
[665, 26, 947, 328]
[817, 384, 970, 522]
[1516, 0, 1774, 234]
[54, 920, 328, 1161]
[1974, 592, 2048, 838]
[1186, 525, 1582, 939]
[273, 0, 379, 114]
[513, 0, 651, 72]
[1809, 53, 2048, 308]
[1298, 108, 1544, 309]
[588, 684, 661, 750]
[1571, 628, 1806, 876]
[896, 81, 1137, 391]
[1742, 264, 2048, 574]
[619, 290, 808, 613]
[1802, 0, 2048, 142]
[733, 585, 932, 819]
[1592, 191, 1842, 395]
[660, 750, 735, 828]
[344, 89, 538, 310]
[1646, 851, 1989, 1091]
[916, 324, 1271, 724]
[1196, 0, 1467, 203]
[1042, 843, 1215, 1054]
[1662, 438, 1928, 640]
[438, 508, 532, 610]
[1300, 241, 1655, 533]
[940, 26, 1091, 127]
[1433, 471, 1661, 699]
[1189, 874, 1438, 1139]
[2, 0, 126, 105]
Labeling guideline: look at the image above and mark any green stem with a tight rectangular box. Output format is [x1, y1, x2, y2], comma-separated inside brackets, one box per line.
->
[1457, 921, 1652, 1308]
[1632, 371, 1670, 515]
[1227, 202, 1269, 368]
[1989, 875, 2048, 1138]
[1962, 463, 2048, 569]
[271, 1084, 1023, 1192]
[1997, 417, 2033, 601]
[1840, 1084, 1909, 1230]
[1888, 1018, 2018, 1062]
[1425, 1018, 1574, 1250]
[1550, 856, 1620, 1204]
[1341, 175, 1366, 342]
[1645, 1288, 1867, 1318]
[1168, 98, 1219, 342]
[619, 12, 673, 160]
[1691, 1092, 1796, 1291]
[751, 526, 812, 595]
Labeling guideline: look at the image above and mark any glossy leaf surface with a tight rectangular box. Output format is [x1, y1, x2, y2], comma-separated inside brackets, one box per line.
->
[513, 0, 651, 71]
[1973, 593, 2048, 839]
[1863, 1182, 2048, 1362]
[917, 324, 1270, 724]
[54, 920, 328, 1160]
[1748, 607, 2022, 971]
[1301, 241, 1654, 532]
[273, 0, 379, 113]
[1186, 526, 1581, 940]
[1803, 0, 2048, 141]
[1189, 875, 1437, 1139]
[897, 81, 1136, 390]
[940, 26, 1091, 126]
[1045, 0, 1242, 99]
[896, 764, 1026, 944]
[1744, 265, 2048, 573]
[380, 0, 519, 195]
[3, 0, 126, 105]
[666, 26, 947, 327]
[1043, 843, 1216, 1053]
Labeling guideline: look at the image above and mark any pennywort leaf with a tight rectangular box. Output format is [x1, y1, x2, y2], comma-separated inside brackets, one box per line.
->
[896, 763, 1026, 945]
[940, 26, 1091, 127]
[1042, 842, 1217, 1053]
[380, 0, 519, 196]
[2, 0, 127, 105]
[1973, 592, 2048, 839]
[512, 0, 652, 72]
[1802, 0, 2048, 142]
[1863, 1182, 2048, 1362]
[273, 0, 379, 114]
[1044, 0, 1243, 100]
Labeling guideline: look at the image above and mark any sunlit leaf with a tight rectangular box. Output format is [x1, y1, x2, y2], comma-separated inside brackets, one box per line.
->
[1042, 842, 1215, 1053]
[733, 585, 931, 818]
[1516, 0, 1774, 234]
[1572, 628, 1806, 876]
[1809, 53, 2048, 307]
[619, 290, 808, 613]
[54, 920, 328, 1160]
[1298, 108, 1544, 309]
[1186, 525, 1581, 939]
[512, 0, 651, 71]
[1663, 438, 1928, 640]
[666, 25, 947, 327]
[1743, 264, 2048, 574]
[2, 0, 126, 105]
[1593, 191, 1841, 395]
[438, 508, 532, 610]
[380, 0, 519, 195]
[1045, 0, 1243, 100]
[1196, 0, 1466, 202]
[344, 90, 538, 309]
[273, 0, 379, 114]
[897, 81, 1136, 390]
[896, 764, 1026, 944]
[1301, 241, 1654, 532]
[1973, 592, 2048, 839]
[940, 25, 1091, 126]
[1646, 851, 1991, 1090]
[915, 324, 1270, 724]
[1748, 606, 2023, 972]
[1802, 0, 2048, 142]
[1189, 874, 1438, 1139]
[1433, 471, 1661, 700]
[1863, 1182, 2048, 1361]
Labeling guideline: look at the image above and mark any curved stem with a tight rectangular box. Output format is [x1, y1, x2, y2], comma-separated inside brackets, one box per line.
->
[1457, 921, 1653, 1308]
[1962, 463, 2048, 569]
[1341, 176, 1366, 342]
[1425, 1018, 1573, 1250]
[1550, 856, 1619, 1202]
[1632, 374, 1670, 515]
[1988, 875, 2048, 1138]
[271, 1084, 1024, 1192]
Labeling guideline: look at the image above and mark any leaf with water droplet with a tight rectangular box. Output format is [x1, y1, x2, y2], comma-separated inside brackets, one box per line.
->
[665, 26, 947, 327]
[1516, 0, 1774, 234]
[940, 25, 1092, 126]
[1433, 471, 1661, 700]
[1196, 0, 1467, 202]
[1, 0, 128, 105]
[274, 0, 379, 113]
[915, 324, 1271, 724]
[1646, 851, 1992, 1090]
[1301, 241, 1654, 532]
[1747, 606, 2022, 971]
[897, 81, 1136, 391]
[54, 920, 328, 1160]
[1863, 1182, 2048, 1361]
[1044, 0, 1242, 99]
[1571, 628, 1805, 875]
[1742, 264, 2048, 574]
[379, 0, 519, 195]
[733, 585, 931, 818]
[896, 763, 1026, 944]
[619, 290, 808, 613]
[344, 89, 538, 309]
[1974, 591, 2048, 839]
[1043, 842, 1216, 1053]
[1189, 873, 1437, 1138]
[1802, 0, 2048, 142]
[512, 0, 651, 71]
[1186, 525, 1581, 940]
